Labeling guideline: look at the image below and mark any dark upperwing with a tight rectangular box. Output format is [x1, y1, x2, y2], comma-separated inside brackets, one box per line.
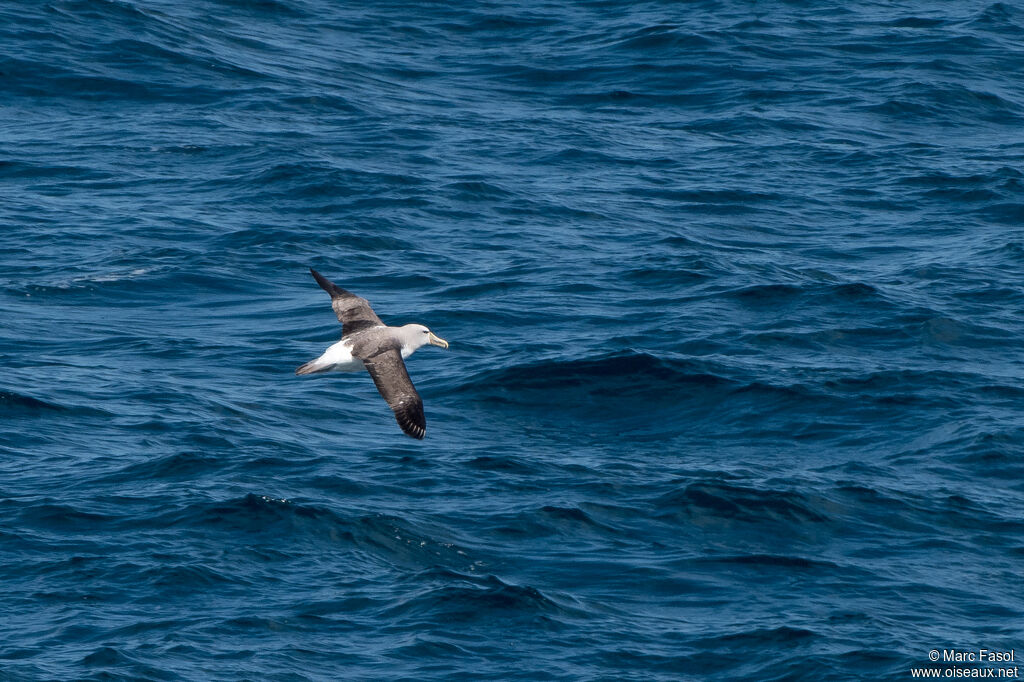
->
[309, 268, 384, 337]
[361, 349, 426, 439]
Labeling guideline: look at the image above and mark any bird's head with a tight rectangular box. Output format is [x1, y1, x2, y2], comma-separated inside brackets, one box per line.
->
[404, 323, 449, 350]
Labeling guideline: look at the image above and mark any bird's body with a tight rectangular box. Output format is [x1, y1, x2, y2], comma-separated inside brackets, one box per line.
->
[296, 269, 449, 439]
[297, 336, 365, 373]
[297, 324, 429, 374]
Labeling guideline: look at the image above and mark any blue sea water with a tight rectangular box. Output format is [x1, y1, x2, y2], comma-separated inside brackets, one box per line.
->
[2, 0, 1024, 679]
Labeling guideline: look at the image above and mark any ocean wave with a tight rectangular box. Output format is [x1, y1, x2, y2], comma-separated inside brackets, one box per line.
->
[486, 504, 618, 539]
[862, 82, 1024, 125]
[0, 159, 108, 180]
[103, 451, 227, 482]
[149, 495, 478, 569]
[655, 482, 830, 525]
[694, 624, 819, 648]
[456, 352, 731, 396]
[692, 554, 844, 571]
[725, 281, 885, 308]
[464, 454, 539, 475]
[156, 494, 351, 538]
[0, 390, 66, 413]
[383, 573, 577, 625]
[210, 0, 308, 18]
[16, 502, 117, 532]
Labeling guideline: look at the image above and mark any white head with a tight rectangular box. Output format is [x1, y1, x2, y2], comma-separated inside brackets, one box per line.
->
[399, 323, 449, 353]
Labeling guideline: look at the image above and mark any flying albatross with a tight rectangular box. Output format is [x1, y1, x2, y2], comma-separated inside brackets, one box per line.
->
[296, 268, 449, 439]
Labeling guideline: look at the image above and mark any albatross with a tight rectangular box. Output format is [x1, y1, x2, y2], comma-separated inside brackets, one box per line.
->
[295, 268, 449, 439]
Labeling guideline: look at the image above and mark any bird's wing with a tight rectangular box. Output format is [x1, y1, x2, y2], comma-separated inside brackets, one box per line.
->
[362, 349, 426, 440]
[309, 268, 384, 337]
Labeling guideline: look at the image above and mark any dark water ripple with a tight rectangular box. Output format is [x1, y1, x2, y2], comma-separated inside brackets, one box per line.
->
[2, 0, 1024, 679]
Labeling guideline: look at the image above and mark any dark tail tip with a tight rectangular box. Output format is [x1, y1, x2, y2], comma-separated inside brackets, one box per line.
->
[309, 268, 340, 297]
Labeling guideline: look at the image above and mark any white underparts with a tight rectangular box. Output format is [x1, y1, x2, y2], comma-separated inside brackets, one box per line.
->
[311, 338, 365, 373]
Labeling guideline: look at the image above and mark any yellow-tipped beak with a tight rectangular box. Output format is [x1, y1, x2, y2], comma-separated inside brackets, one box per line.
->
[428, 332, 449, 349]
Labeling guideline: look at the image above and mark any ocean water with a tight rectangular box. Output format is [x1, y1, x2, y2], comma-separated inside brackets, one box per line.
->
[2, 0, 1023, 679]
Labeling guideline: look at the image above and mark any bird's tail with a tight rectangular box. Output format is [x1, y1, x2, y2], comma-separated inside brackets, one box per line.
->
[295, 358, 331, 375]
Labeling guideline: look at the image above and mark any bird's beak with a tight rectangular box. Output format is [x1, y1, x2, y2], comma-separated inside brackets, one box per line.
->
[428, 332, 449, 349]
